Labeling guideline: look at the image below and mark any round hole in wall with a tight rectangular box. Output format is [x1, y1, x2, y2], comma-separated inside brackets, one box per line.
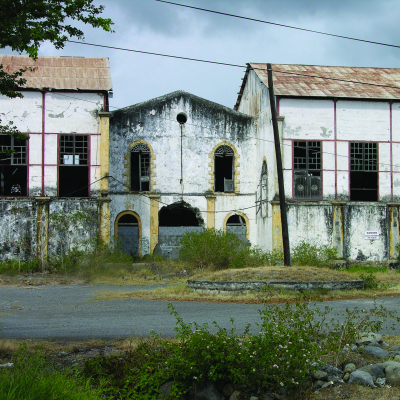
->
[176, 112, 187, 124]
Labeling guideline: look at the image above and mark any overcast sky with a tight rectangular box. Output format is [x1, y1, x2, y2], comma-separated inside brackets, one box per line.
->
[3, 0, 400, 110]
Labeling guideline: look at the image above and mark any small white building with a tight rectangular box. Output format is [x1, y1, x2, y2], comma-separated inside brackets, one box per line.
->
[235, 63, 400, 261]
[109, 91, 256, 258]
[0, 55, 112, 260]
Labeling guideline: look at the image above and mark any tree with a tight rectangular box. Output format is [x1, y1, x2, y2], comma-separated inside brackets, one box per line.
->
[0, 0, 113, 145]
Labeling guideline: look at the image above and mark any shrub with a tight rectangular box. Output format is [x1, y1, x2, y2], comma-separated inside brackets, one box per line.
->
[291, 240, 337, 267]
[359, 271, 380, 290]
[179, 229, 268, 270]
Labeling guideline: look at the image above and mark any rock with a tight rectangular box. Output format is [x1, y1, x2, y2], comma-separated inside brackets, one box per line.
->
[311, 370, 328, 381]
[261, 394, 282, 400]
[321, 381, 334, 389]
[389, 351, 400, 357]
[357, 332, 383, 345]
[0, 363, 13, 368]
[376, 377, 386, 388]
[313, 380, 324, 390]
[379, 361, 400, 369]
[344, 363, 356, 374]
[358, 364, 385, 379]
[222, 383, 234, 398]
[229, 390, 241, 400]
[317, 363, 344, 383]
[158, 381, 174, 399]
[250, 397, 259, 400]
[343, 373, 350, 382]
[391, 346, 400, 351]
[188, 381, 224, 400]
[348, 370, 375, 388]
[381, 341, 390, 348]
[395, 355, 400, 363]
[361, 345, 389, 359]
[385, 364, 400, 385]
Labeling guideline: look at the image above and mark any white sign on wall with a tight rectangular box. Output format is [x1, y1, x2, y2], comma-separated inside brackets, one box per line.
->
[365, 231, 380, 240]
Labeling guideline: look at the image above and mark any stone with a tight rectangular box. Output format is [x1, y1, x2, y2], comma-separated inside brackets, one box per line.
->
[317, 363, 344, 383]
[229, 390, 241, 400]
[385, 364, 400, 385]
[313, 380, 324, 390]
[158, 381, 174, 399]
[188, 381, 224, 400]
[261, 394, 282, 400]
[358, 364, 385, 379]
[361, 345, 389, 359]
[344, 363, 356, 374]
[343, 373, 350, 382]
[395, 355, 400, 363]
[376, 377, 386, 388]
[348, 370, 375, 388]
[222, 383, 234, 398]
[311, 370, 328, 381]
[357, 332, 383, 345]
[250, 397, 259, 400]
[379, 361, 400, 369]
[390, 346, 400, 352]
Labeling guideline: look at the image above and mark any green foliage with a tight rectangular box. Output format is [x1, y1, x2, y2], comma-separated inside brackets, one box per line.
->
[179, 229, 268, 270]
[0, 344, 103, 400]
[291, 240, 337, 267]
[359, 271, 380, 290]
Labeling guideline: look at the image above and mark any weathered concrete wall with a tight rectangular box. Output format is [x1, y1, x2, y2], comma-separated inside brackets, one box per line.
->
[156, 226, 204, 259]
[0, 200, 37, 261]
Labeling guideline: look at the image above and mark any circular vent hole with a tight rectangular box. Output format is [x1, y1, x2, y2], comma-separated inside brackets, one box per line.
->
[177, 113, 187, 124]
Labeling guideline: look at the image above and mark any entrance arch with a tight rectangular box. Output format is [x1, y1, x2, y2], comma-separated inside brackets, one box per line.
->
[115, 211, 142, 257]
[224, 212, 250, 244]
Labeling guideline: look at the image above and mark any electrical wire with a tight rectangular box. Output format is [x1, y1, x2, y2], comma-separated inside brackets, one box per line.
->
[155, 0, 400, 50]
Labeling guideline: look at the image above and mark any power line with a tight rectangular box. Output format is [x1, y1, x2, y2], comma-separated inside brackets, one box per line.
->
[155, 0, 400, 50]
[66, 40, 400, 92]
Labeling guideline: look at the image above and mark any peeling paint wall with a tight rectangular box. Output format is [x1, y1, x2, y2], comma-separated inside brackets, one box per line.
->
[109, 91, 258, 256]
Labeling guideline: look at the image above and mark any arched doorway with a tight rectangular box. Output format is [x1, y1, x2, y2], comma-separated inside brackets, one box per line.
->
[156, 202, 204, 258]
[115, 212, 141, 257]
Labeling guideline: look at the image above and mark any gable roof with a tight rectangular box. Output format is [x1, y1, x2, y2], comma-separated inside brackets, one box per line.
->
[235, 63, 400, 109]
[0, 55, 112, 91]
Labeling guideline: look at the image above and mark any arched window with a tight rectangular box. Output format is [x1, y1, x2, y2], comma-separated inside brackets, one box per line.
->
[130, 143, 150, 191]
[214, 145, 234, 192]
[260, 161, 268, 217]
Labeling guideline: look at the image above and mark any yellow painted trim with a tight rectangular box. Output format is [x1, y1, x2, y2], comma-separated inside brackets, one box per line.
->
[206, 196, 215, 230]
[98, 197, 111, 246]
[271, 202, 283, 250]
[99, 113, 110, 195]
[114, 210, 142, 257]
[124, 140, 156, 193]
[223, 211, 250, 240]
[208, 141, 240, 194]
[149, 195, 160, 254]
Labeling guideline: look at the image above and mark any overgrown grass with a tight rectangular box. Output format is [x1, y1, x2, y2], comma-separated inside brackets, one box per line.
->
[0, 345, 103, 400]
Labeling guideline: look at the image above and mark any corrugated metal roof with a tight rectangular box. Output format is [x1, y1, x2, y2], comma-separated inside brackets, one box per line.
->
[250, 63, 400, 99]
[0, 55, 112, 91]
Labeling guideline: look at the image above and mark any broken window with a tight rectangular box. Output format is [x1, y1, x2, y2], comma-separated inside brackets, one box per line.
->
[131, 143, 150, 191]
[59, 135, 89, 197]
[0, 135, 27, 196]
[293, 141, 321, 200]
[350, 142, 377, 201]
[214, 145, 234, 192]
[260, 161, 268, 217]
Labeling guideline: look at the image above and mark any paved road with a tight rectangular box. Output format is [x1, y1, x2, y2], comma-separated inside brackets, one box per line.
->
[0, 284, 399, 340]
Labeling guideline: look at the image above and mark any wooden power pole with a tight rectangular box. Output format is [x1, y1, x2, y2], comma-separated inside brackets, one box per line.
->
[267, 63, 291, 266]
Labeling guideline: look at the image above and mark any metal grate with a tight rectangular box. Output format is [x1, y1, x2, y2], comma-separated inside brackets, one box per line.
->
[215, 145, 234, 156]
[350, 142, 377, 171]
[131, 143, 150, 153]
[59, 135, 88, 165]
[0, 136, 27, 165]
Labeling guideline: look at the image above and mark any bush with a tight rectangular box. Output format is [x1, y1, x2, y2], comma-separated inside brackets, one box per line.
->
[179, 229, 268, 270]
[291, 240, 337, 267]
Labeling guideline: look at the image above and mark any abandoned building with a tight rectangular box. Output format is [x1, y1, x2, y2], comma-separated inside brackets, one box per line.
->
[2, 55, 400, 262]
[109, 91, 255, 258]
[235, 63, 400, 261]
[0, 55, 112, 260]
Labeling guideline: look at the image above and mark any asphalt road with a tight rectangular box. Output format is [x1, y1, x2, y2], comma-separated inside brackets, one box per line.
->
[1, 284, 399, 340]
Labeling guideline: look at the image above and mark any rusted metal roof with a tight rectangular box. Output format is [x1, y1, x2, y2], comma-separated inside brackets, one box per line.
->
[0, 55, 112, 91]
[235, 63, 400, 109]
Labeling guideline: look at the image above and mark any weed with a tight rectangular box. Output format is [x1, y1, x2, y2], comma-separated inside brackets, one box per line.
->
[359, 271, 380, 290]
[291, 241, 337, 267]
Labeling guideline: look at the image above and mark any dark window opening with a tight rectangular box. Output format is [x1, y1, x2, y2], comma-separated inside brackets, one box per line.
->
[350, 142, 377, 201]
[59, 135, 89, 197]
[260, 161, 268, 217]
[159, 203, 201, 226]
[176, 113, 187, 124]
[0, 135, 27, 196]
[117, 213, 139, 257]
[214, 145, 234, 192]
[293, 141, 321, 199]
[118, 214, 138, 224]
[130, 143, 150, 191]
[227, 214, 246, 225]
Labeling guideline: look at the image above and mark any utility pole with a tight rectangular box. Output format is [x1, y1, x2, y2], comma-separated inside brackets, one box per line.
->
[267, 63, 291, 266]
